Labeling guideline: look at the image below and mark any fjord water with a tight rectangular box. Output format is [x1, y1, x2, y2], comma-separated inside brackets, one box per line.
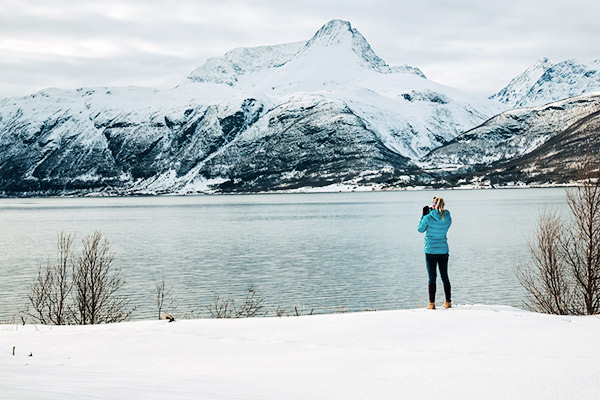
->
[0, 189, 567, 320]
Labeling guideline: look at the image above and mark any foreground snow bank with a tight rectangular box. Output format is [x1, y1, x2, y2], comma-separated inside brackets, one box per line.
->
[1, 305, 599, 399]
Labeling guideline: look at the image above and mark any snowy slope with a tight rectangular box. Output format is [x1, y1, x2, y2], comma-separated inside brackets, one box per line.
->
[187, 20, 427, 86]
[491, 58, 600, 108]
[187, 42, 307, 86]
[236, 20, 498, 159]
[184, 19, 499, 159]
[0, 19, 501, 195]
[2, 306, 599, 400]
[420, 93, 600, 182]
[489, 57, 552, 107]
[482, 105, 600, 184]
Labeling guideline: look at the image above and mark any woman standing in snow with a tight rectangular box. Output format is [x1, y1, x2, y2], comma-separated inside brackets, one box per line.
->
[417, 197, 452, 310]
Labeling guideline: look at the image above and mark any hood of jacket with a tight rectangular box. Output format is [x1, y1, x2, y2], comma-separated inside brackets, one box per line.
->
[429, 209, 450, 221]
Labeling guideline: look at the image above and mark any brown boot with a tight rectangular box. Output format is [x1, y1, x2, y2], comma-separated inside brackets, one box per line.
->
[443, 301, 451, 309]
[427, 302, 436, 310]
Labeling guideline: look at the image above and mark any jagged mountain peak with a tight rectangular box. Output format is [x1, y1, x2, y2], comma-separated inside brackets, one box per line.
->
[299, 19, 389, 72]
[306, 19, 353, 44]
[186, 19, 418, 86]
[526, 57, 553, 76]
[489, 57, 552, 107]
[532, 57, 552, 67]
[490, 57, 600, 108]
[513, 57, 553, 79]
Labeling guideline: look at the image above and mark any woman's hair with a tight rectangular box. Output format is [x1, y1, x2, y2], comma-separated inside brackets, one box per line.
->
[434, 197, 446, 219]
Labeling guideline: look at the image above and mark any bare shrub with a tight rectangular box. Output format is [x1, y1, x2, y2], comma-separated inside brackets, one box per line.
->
[26, 231, 133, 325]
[26, 232, 74, 325]
[275, 305, 288, 317]
[27, 265, 54, 325]
[275, 304, 319, 317]
[206, 295, 235, 318]
[0, 314, 23, 325]
[155, 272, 177, 320]
[235, 285, 265, 318]
[515, 210, 574, 315]
[294, 305, 314, 316]
[516, 158, 600, 315]
[206, 285, 266, 319]
[72, 232, 133, 324]
[562, 162, 600, 315]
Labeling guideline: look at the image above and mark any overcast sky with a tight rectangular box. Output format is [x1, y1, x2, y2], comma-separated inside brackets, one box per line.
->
[1, 0, 598, 99]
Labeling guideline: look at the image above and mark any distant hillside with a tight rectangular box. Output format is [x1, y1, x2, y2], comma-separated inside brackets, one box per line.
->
[420, 93, 600, 186]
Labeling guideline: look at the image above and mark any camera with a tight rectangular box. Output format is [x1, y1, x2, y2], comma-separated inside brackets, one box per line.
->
[423, 197, 437, 216]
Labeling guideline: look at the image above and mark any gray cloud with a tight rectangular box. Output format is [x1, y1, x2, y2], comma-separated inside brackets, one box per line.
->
[0, 0, 598, 99]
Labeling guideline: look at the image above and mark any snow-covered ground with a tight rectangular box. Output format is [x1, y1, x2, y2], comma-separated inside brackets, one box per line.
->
[1, 305, 599, 399]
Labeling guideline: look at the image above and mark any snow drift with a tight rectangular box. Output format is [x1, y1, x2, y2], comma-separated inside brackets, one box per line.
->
[1, 305, 599, 399]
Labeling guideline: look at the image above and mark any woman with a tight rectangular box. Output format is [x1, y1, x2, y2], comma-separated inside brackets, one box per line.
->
[417, 197, 452, 310]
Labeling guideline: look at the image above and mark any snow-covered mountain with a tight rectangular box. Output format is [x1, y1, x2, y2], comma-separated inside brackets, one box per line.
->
[490, 58, 600, 108]
[485, 104, 600, 184]
[420, 93, 600, 184]
[184, 19, 498, 162]
[0, 19, 500, 195]
[187, 20, 427, 87]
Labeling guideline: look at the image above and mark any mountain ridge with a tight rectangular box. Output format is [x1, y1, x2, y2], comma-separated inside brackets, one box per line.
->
[2, 20, 599, 196]
[419, 93, 600, 186]
[490, 58, 600, 108]
[0, 19, 499, 196]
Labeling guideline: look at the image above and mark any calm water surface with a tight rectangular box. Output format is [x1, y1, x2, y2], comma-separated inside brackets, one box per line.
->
[0, 188, 568, 320]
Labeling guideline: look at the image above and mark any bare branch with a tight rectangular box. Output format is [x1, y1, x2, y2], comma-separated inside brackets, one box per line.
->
[516, 154, 600, 315]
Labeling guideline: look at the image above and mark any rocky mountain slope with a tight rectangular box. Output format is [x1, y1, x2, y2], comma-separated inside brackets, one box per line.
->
[481, 107, 600, 184]
[490, 58, 600, 108]
[420, 93, 600, 185]
[0, 20, 501, 195]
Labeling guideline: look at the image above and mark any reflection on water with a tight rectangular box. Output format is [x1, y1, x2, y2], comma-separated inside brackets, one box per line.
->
[0, 188, 568, 320]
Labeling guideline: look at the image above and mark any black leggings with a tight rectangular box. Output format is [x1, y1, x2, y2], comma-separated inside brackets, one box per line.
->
[425, 253, 451, 303]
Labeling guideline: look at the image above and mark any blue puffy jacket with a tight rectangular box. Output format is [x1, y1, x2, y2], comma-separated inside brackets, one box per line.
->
[417, 209, 452, 254]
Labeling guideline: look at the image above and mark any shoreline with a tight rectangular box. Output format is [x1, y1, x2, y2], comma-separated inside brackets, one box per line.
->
[0, 181, 575, 199]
